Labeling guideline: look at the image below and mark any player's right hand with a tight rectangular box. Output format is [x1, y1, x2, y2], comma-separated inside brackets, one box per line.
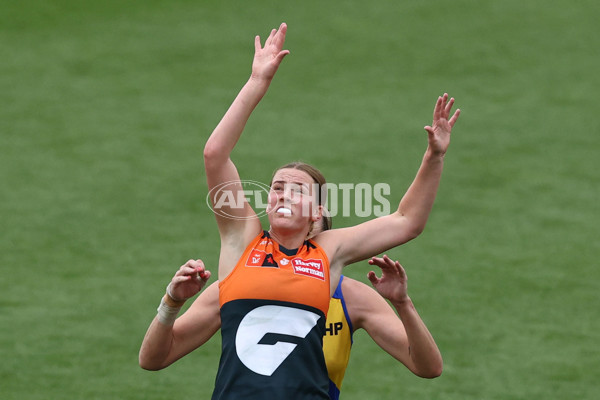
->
[167, 259, 211, 302]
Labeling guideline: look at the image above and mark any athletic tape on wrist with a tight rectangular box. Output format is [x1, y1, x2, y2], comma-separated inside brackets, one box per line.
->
[156, 295, 181, 326]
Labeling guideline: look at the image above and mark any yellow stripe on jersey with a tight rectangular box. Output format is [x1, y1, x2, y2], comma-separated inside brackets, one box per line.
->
[323, 276, 352, 396]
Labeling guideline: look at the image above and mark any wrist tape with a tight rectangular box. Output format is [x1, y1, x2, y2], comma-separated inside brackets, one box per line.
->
[156, 295, 182, 326]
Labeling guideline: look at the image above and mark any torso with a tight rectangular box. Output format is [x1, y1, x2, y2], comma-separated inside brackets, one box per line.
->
[212, 231, 331, 400]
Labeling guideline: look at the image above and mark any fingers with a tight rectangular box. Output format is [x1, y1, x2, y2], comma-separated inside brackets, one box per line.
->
[432, 95, 443, 121]
[449, 108, 461, 127]
[174, 259, 211, 281]
[198, 269, 211, 282]
[443, 96, 454, 116]
[254, 35, 261, 52]
[396, 261, 407, 280]
[369, 255, 404, 276]
[264, 28, 277, 47]
[369, 254, 396, 269]
[262, 23, 288, 50]
[427, 93, 459, 131]
[273, 23, 287, 49]
[175, 259, 201, 275]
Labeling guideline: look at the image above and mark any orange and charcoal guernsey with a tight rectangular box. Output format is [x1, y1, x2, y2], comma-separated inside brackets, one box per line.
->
[212, 231, 331, 400]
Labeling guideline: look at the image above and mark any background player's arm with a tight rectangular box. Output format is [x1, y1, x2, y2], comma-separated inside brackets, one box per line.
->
[347, 256, 442, 378]
[139, 265, 221, 370]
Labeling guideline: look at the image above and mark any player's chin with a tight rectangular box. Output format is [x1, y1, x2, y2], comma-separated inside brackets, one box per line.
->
[269, 213, 303, 229]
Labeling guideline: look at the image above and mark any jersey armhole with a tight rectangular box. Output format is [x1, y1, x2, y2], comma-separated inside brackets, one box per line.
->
[336, 276, 354, 341]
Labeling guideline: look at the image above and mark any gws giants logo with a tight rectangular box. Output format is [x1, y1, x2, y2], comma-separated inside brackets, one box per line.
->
[236, 305, 320, 376]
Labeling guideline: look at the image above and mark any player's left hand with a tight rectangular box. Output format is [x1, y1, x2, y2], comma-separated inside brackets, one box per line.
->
[424, 93, 460, 156]
[251, 23, 290, 82]
[367, 255, 409, 303]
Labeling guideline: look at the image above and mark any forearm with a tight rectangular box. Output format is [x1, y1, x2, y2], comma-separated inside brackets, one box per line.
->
[203, 77, 272, 165]
[139, 317, 177, 370]
[395, 148, 444, 236]
[392, 296, 443, 378]
[139, 293, 186, 370]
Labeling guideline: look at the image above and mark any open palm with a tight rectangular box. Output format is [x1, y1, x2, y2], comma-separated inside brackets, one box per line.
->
[424, 93, 461, 156]
[251, 23, 290, 81]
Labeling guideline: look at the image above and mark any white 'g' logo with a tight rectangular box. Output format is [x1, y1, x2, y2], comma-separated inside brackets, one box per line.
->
[235, 305, 320, 376]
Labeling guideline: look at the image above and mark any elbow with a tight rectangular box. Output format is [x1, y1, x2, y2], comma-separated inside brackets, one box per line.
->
[203, 141, 219, 166]
[404, 215, 428, 241]
[138, 354, 165, 371]
[139, 361, 163, 372]
[203, 141, 230, 172]
[416, 360, 443, 379]
[406, 225, 425, 241]
[391, 212, 427, 244]
[420, 366, 443, 379]
[394, 219, 424, 244]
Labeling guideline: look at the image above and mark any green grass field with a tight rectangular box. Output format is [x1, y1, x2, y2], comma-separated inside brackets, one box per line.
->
[2, 1, 599, 399]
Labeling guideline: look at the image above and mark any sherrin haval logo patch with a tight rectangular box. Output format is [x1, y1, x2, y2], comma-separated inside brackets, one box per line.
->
[246, 249, 266, 267]
[246, 249, 278, 268]
[291, 258, 325, 280]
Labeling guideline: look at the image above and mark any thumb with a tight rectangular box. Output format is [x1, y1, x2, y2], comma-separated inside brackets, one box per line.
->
[367, 271, 378, 286]
[275, 50, 290, 64]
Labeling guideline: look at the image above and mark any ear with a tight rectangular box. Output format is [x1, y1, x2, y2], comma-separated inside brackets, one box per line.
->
[311, 204, 323, 222]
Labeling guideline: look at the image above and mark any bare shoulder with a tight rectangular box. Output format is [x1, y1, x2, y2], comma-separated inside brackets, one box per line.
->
[313, 228, 353, 269]
[341, 276, 386, 302]
[218, 222, 263, 278]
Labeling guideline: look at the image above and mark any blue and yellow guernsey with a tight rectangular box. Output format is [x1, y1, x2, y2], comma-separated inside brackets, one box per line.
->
[323, 276, 354, 400]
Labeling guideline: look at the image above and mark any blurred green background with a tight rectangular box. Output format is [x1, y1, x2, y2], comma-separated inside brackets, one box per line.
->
[2, 0, 599, 399]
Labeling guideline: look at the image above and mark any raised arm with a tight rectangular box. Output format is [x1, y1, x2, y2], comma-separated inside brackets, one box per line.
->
[203, 23, 290, 277]
[139, 260, 220, 370]
[318, 93, 460, 267]
[348, 256, 442, 378]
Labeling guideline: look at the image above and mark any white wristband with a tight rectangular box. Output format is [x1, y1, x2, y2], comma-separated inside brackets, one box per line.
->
[156, 295, 182, 326]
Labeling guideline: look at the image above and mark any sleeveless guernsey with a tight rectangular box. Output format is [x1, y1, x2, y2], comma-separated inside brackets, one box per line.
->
[323, 276, 354, 400]
[212, 231, 331, 400]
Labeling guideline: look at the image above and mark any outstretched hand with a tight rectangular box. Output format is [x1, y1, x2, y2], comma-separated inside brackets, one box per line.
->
[251, 22, 290, 82]
[367, 255, 409, 304]
[424, 93, 461, 156]
[167, 259, 211, 302]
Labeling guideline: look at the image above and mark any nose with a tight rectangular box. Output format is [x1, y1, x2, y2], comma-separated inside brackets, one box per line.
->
[283, 185, 302, 204]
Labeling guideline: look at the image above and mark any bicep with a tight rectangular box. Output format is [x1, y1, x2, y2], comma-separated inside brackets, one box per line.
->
[360, 298, 412, 367]
[205, 158, 259, 233]
[205, 158, 262, 267]
[324, 213, 417, 266]
[345, 281, 412, 366]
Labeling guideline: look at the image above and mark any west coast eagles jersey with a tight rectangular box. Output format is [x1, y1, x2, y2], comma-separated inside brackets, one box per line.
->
[212, 231, 331, 400]
[323, 276, 353, 400]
